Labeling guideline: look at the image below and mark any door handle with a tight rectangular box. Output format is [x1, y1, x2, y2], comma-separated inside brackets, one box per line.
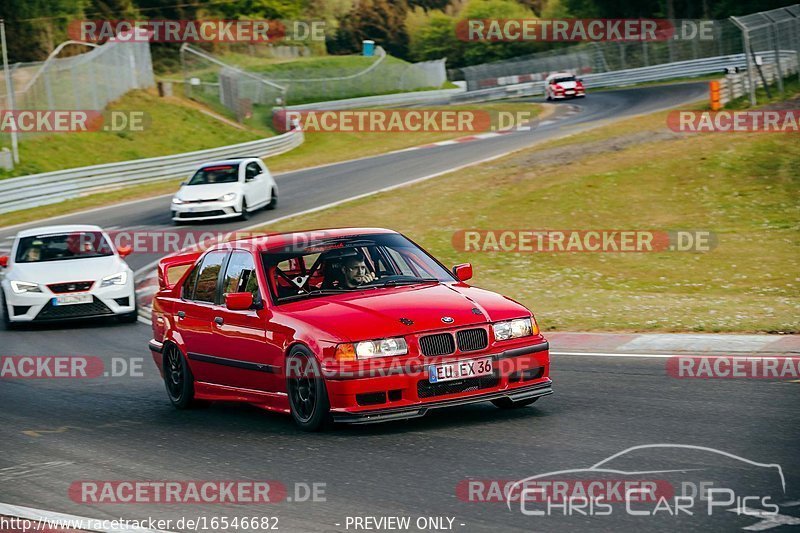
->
[214, 316, 224, 325]
[177, 311, 185, 318]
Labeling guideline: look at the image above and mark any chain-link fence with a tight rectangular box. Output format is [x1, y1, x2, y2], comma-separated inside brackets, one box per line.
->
[1, 36, 154, 111]
[731, 5, 800, 105]
[460, 19, 745, 91]
[180, 44, 448, 121]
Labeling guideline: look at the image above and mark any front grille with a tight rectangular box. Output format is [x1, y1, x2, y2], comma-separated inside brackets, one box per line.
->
[185, 198, 218, 204]
[47, 281, 93, 293]
[456, 328, 488, 352]
[178, 210, 226, 219]
[417, 375, 500, 398]
[419, 333, 455, 356]
[34, 296, 113, 321]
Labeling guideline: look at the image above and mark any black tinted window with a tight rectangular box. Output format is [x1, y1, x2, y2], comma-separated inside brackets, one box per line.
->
[245, 162, 260, 179]
[223, 251, 259, 300]
[15, 232, 113, 263]
[193, 251, 227, 303]
[187, 165, 239, 185]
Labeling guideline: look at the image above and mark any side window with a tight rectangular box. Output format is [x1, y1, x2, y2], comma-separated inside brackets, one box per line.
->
[181, 264, 200, 300]
[223, 251, 260, 300]
[245, 162, 260, 180]
[193, 251, 227, 303]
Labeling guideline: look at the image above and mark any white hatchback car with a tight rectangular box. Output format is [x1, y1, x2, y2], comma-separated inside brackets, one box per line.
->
[0, 225, 137, 327]
[545, 72, 586, 100]
[171, 158, 277, 223]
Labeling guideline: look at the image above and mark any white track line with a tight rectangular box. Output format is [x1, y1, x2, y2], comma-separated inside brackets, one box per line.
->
[0, 502, 174, 533]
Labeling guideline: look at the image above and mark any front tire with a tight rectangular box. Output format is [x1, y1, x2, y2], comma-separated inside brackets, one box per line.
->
[239, 198, 250, 220]
[163, 343, 202, 409]
[266, 188, 277, 210]
[492, 397, 538, 409]
[1, 289, 17, 330]
[286, 346, 332, 431]
[118, 299, 139, 323]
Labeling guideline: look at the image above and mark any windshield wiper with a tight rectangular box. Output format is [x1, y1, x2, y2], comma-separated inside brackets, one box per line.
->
[279, 289, 352, 302]
[367, 278, 439, 288]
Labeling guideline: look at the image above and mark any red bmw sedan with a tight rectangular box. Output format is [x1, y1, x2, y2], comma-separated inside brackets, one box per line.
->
[148, 228, 552, 431]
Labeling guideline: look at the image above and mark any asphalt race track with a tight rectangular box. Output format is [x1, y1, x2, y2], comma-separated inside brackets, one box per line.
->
[3, 83, 798, 532]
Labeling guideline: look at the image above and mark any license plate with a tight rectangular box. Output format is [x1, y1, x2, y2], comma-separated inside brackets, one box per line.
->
[53, 293, 92, 306]
[428, 358, 493, 383]
[565, 90, 575, 94]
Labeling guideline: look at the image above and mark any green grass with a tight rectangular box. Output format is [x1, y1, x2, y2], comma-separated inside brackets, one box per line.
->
[256, 110, 800, 333]
[0, 90, 262, 179]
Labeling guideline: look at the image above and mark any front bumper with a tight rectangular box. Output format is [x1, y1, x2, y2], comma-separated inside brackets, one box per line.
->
[326, 340, 551, 424]
[3, 279, 136, 323]
[171, 199, 240, 221]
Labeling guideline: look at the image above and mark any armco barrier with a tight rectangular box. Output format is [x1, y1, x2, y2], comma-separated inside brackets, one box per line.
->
[0, 129, 303, 215]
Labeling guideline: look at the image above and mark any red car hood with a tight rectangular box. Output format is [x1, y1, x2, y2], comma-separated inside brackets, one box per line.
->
[279, 283, 531, 342]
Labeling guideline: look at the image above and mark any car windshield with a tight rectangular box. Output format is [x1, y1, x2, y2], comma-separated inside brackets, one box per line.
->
[553, 76, 576, 83]
[186, 165, 239, 185]
[262, 233, 454, 303]
[15, 231, 114, 263]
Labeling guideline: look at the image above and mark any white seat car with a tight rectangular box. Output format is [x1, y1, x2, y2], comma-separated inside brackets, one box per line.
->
[545, 72, 586, 100]
[171, 158, 277, 223]
[0, 225, 137, 327]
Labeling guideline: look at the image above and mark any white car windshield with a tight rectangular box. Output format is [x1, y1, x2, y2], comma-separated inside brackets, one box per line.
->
[15, 232, 114, 263]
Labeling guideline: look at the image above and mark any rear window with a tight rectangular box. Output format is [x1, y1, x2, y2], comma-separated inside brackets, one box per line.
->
[15, 232, 114, 263]
[187, 165, 239, 185]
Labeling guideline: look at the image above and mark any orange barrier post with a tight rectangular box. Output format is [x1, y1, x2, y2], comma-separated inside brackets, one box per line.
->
[710, 80, 722, 111]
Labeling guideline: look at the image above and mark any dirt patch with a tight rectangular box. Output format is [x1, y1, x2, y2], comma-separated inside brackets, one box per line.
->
[510, 128, 683, 170]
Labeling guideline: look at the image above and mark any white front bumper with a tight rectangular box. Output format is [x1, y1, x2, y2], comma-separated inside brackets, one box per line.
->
[3, 278, 136, 322]
[171, 199, 240, 221]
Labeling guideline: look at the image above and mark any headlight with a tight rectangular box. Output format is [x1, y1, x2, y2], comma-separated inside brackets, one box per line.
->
[10, 281, 41, 294]
[355, 337, 408, 359]
[171, 197, 185, 205]
[101, 272, 128, 287]
[219, 192, 237, 202]
[493, 318, 535, 341]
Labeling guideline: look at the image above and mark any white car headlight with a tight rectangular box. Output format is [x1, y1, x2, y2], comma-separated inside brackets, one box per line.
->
[219, 192, 237, 202]
[355, 337, 408, 358]
[101, 272, 128, 287]
[10, 281, 41, 294]
[171, 197, 185, 205]
[493, 318, 534, 341]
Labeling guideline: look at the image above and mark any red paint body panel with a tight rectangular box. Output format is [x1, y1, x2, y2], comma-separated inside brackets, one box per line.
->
[149, 228, 551, 422]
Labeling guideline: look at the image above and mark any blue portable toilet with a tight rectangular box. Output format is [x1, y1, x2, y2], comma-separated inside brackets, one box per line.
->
[362, 40, 375, 56]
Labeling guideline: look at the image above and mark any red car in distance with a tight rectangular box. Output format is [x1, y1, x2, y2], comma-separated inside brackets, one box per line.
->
[148, 228, 552, 431]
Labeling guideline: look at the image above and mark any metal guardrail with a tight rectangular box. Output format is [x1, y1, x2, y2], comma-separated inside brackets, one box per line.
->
[0, 128, 303, 214]
[451, 52, 796, 102]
